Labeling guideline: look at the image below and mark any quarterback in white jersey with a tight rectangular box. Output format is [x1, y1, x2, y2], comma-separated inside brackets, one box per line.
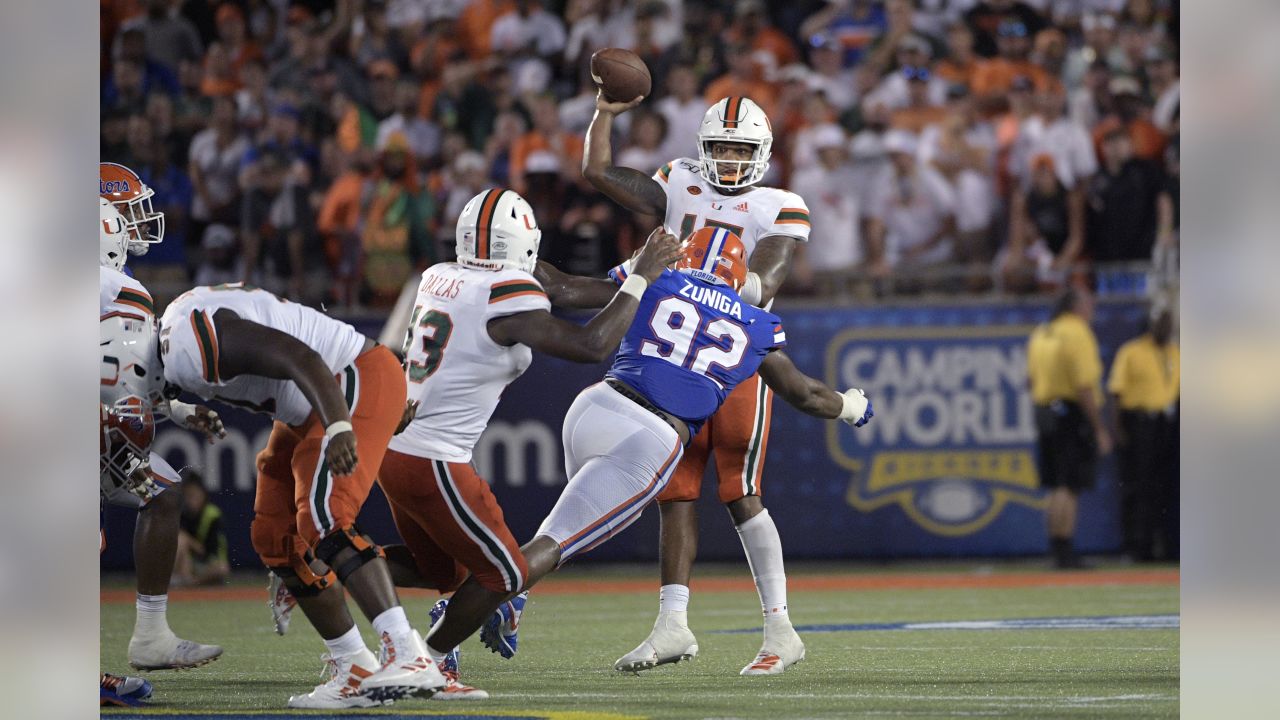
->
[378, 188, 681, 699]
[578, 93, 812, 675]
[98, 186, 225, 674]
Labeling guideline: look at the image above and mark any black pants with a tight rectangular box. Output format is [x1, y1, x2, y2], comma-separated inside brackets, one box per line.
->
[1117, 409, 1177, 560]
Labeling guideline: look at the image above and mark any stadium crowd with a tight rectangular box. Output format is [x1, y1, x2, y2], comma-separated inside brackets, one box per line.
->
[101, 0, 1180, 308]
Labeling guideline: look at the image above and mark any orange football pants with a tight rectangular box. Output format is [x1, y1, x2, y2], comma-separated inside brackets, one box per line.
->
[658, 372, 773, 504]
[378, 452, 528, 594]
[249, 345, 406, 568]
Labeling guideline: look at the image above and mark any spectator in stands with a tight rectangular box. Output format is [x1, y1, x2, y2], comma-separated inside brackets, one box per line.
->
[863, 0, 941, 76]
[238, 104, 315, 299]
[790, 124, 863, 296]
[865, 130, 958, 283]
[863, 34, 948, 111]
[118, 0, 204, 76]
[799, 0, 886, 68]
[359, 134, 438, 306]
[628, 1, 674, 88]
[193, 224, 241, 287]
[1154, 137, 1179, 285]
[376, 79, 443, 163]
[616, 111, 668, 175]
[1063, 13, 1125, 91]
[199, 42, 240, 98]
[655, 65, 705, 159]
[490, 0, 567, 77]
[1108, 305, 1179, 562]
[890, 67, 949, 133]
[807, 32, 860, 114]
[1145, 45, 1179, 135]
[103, 59, 152, 114]
[934, 22, 979, 91]
[484, 110, 528, 186]
[317, 148, 373, 307]
[509, 94, 584, 196]
[351, 0, 408, 70]
[726, 0, 799, 76]
[173, 58, 213, 140]
[1068, 58, 1112, 129]
[114, 26, 181, 97]
[1000, 154, 1084, 292]
[1027, 285, 1110, 569]
[965, 0, 1047, 58]
[189, 96, 249, 235]
[564, 0, 616, 71]
[704, 43, 778, 117]
[920, 92, 998, 267]
[442, 151, 495, 231]
[459, 0, 517, 59]
[1033, 26, 1069, 78]
[971, 20, 1056, 106]
[1012, 87, 1097, 191]
[1086, 121, 1167, 263]
[173, 471, 230, 587]
[213, 3, 262, 83]
[103, 108, 132, 161]
[234, 58, 272, 132]
[1094, 76, 1164, 161]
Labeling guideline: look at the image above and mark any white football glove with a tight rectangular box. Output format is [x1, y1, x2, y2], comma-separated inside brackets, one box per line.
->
[170, 401, 227, 442]
[120, 453, 164, 502]
[838, 388, 874, 428]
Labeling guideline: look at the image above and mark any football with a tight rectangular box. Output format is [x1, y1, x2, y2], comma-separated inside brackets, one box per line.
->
[590, 47, 652, 103]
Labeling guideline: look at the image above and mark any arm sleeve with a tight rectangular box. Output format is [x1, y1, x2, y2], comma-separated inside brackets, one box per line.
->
[485, 276, 553, 319]
[653, 161, 673, 184]
[767, 193, 812, 241]
[162, 305, 226, 389]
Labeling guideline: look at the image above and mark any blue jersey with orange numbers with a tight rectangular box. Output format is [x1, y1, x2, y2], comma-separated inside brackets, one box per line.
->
[605, 267, 786, 434]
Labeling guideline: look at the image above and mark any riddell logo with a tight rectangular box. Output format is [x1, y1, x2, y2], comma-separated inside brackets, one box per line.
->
[687, 186, 702, 195]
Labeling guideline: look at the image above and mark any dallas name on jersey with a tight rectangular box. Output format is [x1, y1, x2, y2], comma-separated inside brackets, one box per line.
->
[388, 264, 550, 464]
[654, 158, 812, 253]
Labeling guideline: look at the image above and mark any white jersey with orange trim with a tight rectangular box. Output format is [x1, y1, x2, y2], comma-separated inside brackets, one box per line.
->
[100, 266, 156, 319]
[388, 263, 551, 464]
[653, 158, 812, 255]
[157, 284, 366, 426]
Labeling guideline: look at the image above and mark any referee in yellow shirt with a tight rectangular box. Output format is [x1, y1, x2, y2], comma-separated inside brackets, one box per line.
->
[1027, 286, 1113, 569]
[1108, 307, 1179, 561]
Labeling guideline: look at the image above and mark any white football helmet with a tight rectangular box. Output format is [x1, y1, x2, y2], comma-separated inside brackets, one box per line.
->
[101, 313, 168, 419]
[697, 96, 773, 189]
[100, 197, 130, 270]
[455, 188, 541, 274]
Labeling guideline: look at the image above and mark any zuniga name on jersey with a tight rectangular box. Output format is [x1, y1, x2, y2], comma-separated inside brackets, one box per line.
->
[678, 279, 743, 319]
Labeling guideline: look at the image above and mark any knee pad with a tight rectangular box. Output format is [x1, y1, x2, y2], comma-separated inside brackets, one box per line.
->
[273, 551, 337, 598]
[313, 525, 384, 584]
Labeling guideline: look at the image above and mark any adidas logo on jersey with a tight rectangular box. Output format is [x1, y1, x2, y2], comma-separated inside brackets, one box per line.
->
[732, 202, 749, 212]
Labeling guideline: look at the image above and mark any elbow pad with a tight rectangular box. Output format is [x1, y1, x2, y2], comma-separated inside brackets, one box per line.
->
[740, 272, 763, 306]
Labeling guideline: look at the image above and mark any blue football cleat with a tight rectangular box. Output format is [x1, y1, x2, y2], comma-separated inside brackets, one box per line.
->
[480, 591, 528, 659]
[427, 598, 461, 673]
[100, 672, 153, 707]
[427, 598, 490, 700]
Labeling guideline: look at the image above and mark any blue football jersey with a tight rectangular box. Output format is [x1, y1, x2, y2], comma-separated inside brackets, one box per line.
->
[606, 267, 786, 434]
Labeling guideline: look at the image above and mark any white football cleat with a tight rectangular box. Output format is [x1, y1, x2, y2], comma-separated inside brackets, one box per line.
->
[740, 622, 805, 676]
[287, 650, 385, 709]
[614, 611, 699, 673]
[362, 629, 446, 703]
[267, 571, 296, 636]
[128, 632, 223, 671]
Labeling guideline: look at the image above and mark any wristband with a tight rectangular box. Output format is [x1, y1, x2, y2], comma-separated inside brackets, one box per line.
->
[324, 421, 354, 440]
[741, 272, 763, 306]
[619, 274, 649, 300]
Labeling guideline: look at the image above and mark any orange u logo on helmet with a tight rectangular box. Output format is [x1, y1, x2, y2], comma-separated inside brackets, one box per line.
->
[676, 226, 748, 291]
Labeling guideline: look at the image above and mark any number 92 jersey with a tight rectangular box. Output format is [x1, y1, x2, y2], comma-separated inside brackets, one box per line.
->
[655, 158, 811, 253]
[606, 267, 786, 435]
[388, 263, 551, 463]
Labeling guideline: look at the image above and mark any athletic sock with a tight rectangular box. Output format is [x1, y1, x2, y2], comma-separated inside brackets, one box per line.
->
[371, 606, 412, 639]
[323, 624, 368, 659]
[134, 593, 172, 638]
[658, 584, 690, 614]
[735, 509, 789, 621]
[1050, 537, 1075, 565]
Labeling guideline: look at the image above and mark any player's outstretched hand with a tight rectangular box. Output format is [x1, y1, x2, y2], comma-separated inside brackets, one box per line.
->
[595, 89, 644, 116]
[170, 401, 227, 443]
[396, 400, 419, 435]
[632, 227, 683, 281]
[326, 430, 359, 476]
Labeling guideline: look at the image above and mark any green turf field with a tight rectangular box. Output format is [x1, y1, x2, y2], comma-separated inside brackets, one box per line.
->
[101, 563, 1178, 719]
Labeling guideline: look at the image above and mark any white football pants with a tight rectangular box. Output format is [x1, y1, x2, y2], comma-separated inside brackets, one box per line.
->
[537, 382, 683, 563]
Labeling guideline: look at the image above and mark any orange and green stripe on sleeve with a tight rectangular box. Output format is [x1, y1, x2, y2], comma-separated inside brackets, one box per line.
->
[657, 163, 672, 182]
[115, 288, 154, 316]
[189, 309, 221, 383]
[489, 280, 547, 304]
[774, 207, 811, 227]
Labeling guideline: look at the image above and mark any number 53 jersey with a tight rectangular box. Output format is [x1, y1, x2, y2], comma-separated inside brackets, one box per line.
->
[606, 268, 786, 435]
[388, 263, 551, 463]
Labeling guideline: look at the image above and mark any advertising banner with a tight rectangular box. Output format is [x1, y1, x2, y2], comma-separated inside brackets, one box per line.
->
[102, 300, 1151, 570]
